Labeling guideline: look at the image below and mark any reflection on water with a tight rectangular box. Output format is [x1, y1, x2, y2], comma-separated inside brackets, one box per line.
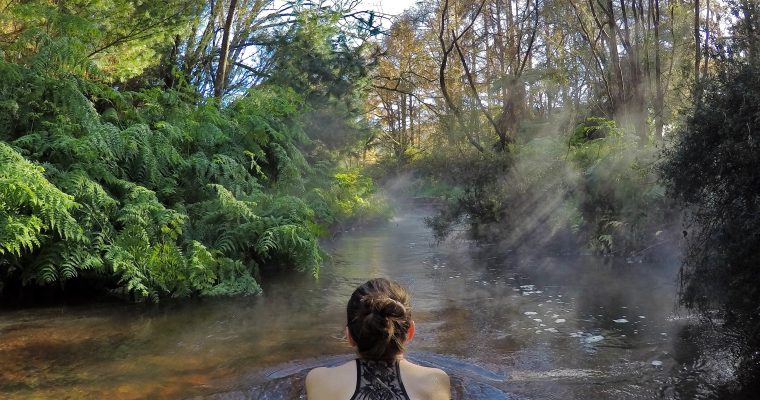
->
[0, 206, 696, 399]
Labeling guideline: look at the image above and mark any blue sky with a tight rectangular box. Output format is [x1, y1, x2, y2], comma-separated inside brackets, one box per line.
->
[360, 0, 417, 16]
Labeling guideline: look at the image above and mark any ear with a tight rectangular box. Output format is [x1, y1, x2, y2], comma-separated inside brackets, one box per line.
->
[346, 326, 356, 346]
[406, 320, 415, 343]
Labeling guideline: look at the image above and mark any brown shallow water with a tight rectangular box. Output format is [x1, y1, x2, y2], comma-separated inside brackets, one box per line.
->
[0, 206, 694, 399]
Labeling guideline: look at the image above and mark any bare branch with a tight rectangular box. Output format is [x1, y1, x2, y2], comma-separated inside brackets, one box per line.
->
[372, 83, 442, 117]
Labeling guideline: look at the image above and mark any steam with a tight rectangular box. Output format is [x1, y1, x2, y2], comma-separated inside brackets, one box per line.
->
[420, 107, 683, 260]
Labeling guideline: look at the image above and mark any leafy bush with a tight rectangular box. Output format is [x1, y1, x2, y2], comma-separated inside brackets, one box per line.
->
[662, 61, 760, 396]
[305, 168, 391, 233]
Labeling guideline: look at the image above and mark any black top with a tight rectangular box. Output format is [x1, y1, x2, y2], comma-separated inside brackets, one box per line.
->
[349, 359, 411, 400]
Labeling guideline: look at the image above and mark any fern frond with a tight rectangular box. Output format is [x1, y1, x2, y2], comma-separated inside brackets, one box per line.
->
[0, 142, 83, 255]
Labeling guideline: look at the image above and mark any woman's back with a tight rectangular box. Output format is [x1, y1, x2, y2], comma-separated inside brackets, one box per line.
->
[305, 278, 451, 399]
[305, 358, 450, 400]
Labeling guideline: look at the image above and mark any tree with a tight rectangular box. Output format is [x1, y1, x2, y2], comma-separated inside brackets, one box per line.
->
[156, 0, 380, 100]
[176, 0, 296, 97]
[370, 16, 438, 159]
[662, 2, 760, 394]
[214, 0, 240, 99]
[0, 0, 200, 81]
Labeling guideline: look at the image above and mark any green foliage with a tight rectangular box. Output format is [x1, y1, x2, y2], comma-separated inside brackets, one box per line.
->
[0, 47, 383, 300]
[1, 0, 200, 81]
[0, 142, 84, 257]
[264, 9, 378, 157]
[422, 117, 669, 254]
[267, 10, 374, 106]
[662, 60, 760, 395]
[332, 170, 375, 219]
[305, 167, 391, 231]
[569, 117, 624, 152]
[0, 0, 388, 302]
[567, 118, 667, 253]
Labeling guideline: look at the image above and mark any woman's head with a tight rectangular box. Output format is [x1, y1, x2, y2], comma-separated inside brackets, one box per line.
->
[346, 278, 413, 360]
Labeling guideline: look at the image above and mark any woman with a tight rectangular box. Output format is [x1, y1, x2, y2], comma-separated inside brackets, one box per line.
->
[306, 278, 451, 399]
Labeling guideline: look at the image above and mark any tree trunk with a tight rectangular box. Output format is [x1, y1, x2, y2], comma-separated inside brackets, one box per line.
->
[408, 95, 415, 149]
[631, 0, 647, 143]
[401, 93, 408, 153]
[694, 0, 701, 83]
[653, 0, 664, 139]
[214, 0, 238, 100]
[703, 0, 710, 77]
[437, 0, 486, 153]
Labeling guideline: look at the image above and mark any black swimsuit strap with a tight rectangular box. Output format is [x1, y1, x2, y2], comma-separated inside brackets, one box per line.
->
[350, 359, 411, 400]
[351, 359, 361, 399]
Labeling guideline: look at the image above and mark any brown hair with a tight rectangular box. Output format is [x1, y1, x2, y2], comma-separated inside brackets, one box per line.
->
[347, 278, 412, 360]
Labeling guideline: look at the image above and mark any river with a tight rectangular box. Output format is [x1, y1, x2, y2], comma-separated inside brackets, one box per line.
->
[0, 205, 696, 399]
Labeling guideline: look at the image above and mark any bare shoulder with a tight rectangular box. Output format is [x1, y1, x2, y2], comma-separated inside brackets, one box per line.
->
[421, 366, 451, 397]
[400, 361, 451, 400]
[305, 366, 327, 384]
[305, 361, 356, 400]
[305, 366, 326, 399]
[307, 360, 354, 379]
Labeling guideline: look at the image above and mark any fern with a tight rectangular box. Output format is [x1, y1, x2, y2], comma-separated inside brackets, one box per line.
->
[0, 44, 366, 300]
[186, 241, 217, 293]
[0, 142, 84, 256]
[27, 243, 105, 285]
[208, 184, 259, 221]
[202, 258, 261, 297]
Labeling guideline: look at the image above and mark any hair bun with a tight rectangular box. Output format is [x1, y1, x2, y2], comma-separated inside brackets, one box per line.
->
[361, 294, 406, 319]
[347, 278, 412, 360]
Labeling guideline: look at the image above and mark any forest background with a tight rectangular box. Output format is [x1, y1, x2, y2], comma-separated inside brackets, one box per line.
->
[1, 0, 759, 396]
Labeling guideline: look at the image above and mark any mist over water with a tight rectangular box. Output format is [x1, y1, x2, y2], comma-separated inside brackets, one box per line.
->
[0, 204, 704, 399]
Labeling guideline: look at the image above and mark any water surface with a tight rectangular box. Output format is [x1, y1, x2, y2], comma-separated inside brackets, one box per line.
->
[0, 206, 689, 399]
